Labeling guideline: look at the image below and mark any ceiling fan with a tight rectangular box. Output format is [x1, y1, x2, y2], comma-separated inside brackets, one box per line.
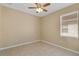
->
[28, 3, 50, 13]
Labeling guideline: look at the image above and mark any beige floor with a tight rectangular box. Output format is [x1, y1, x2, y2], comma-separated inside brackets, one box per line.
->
[0, 42, 79, 56]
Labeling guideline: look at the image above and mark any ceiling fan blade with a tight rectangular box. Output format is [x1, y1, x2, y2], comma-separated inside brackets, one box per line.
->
[28, 7, 37, 9]
[35, 3, 38, 5]
[35, 3, 39, 7]
[43, 3, 50, 7]
[43, 9, 48, 12]
[35, 3, 41, 8]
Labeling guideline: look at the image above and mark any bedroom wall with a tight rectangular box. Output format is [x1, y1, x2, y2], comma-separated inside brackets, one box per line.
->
[41, 4, 79, 52]
[0, 6, 40, 48]
[0, 6, 2, 47]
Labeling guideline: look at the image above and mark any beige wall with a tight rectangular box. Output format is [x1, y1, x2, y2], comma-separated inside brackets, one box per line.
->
[0, 6, 2, 46]
[41, 4, 79, 52]
[0, 6, 40, 48]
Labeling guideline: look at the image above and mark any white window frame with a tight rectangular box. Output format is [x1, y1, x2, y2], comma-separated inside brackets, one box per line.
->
[60, 11, 78, 39]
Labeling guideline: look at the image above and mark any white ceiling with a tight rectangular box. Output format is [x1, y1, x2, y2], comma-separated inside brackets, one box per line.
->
[1, 3, 74, 17]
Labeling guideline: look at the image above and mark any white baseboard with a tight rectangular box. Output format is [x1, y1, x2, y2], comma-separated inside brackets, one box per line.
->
[41, 40, 79, 54]
[0, 40, 40, 51]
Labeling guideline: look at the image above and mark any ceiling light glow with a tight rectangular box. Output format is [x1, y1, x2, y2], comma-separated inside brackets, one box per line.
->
[36, 8, 43, 13]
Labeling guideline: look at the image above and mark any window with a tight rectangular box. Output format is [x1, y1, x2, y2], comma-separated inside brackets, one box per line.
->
[60, 11, 78, 38]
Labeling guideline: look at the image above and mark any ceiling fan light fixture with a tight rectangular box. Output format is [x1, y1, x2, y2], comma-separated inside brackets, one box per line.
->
[36, 8, 43, 13]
